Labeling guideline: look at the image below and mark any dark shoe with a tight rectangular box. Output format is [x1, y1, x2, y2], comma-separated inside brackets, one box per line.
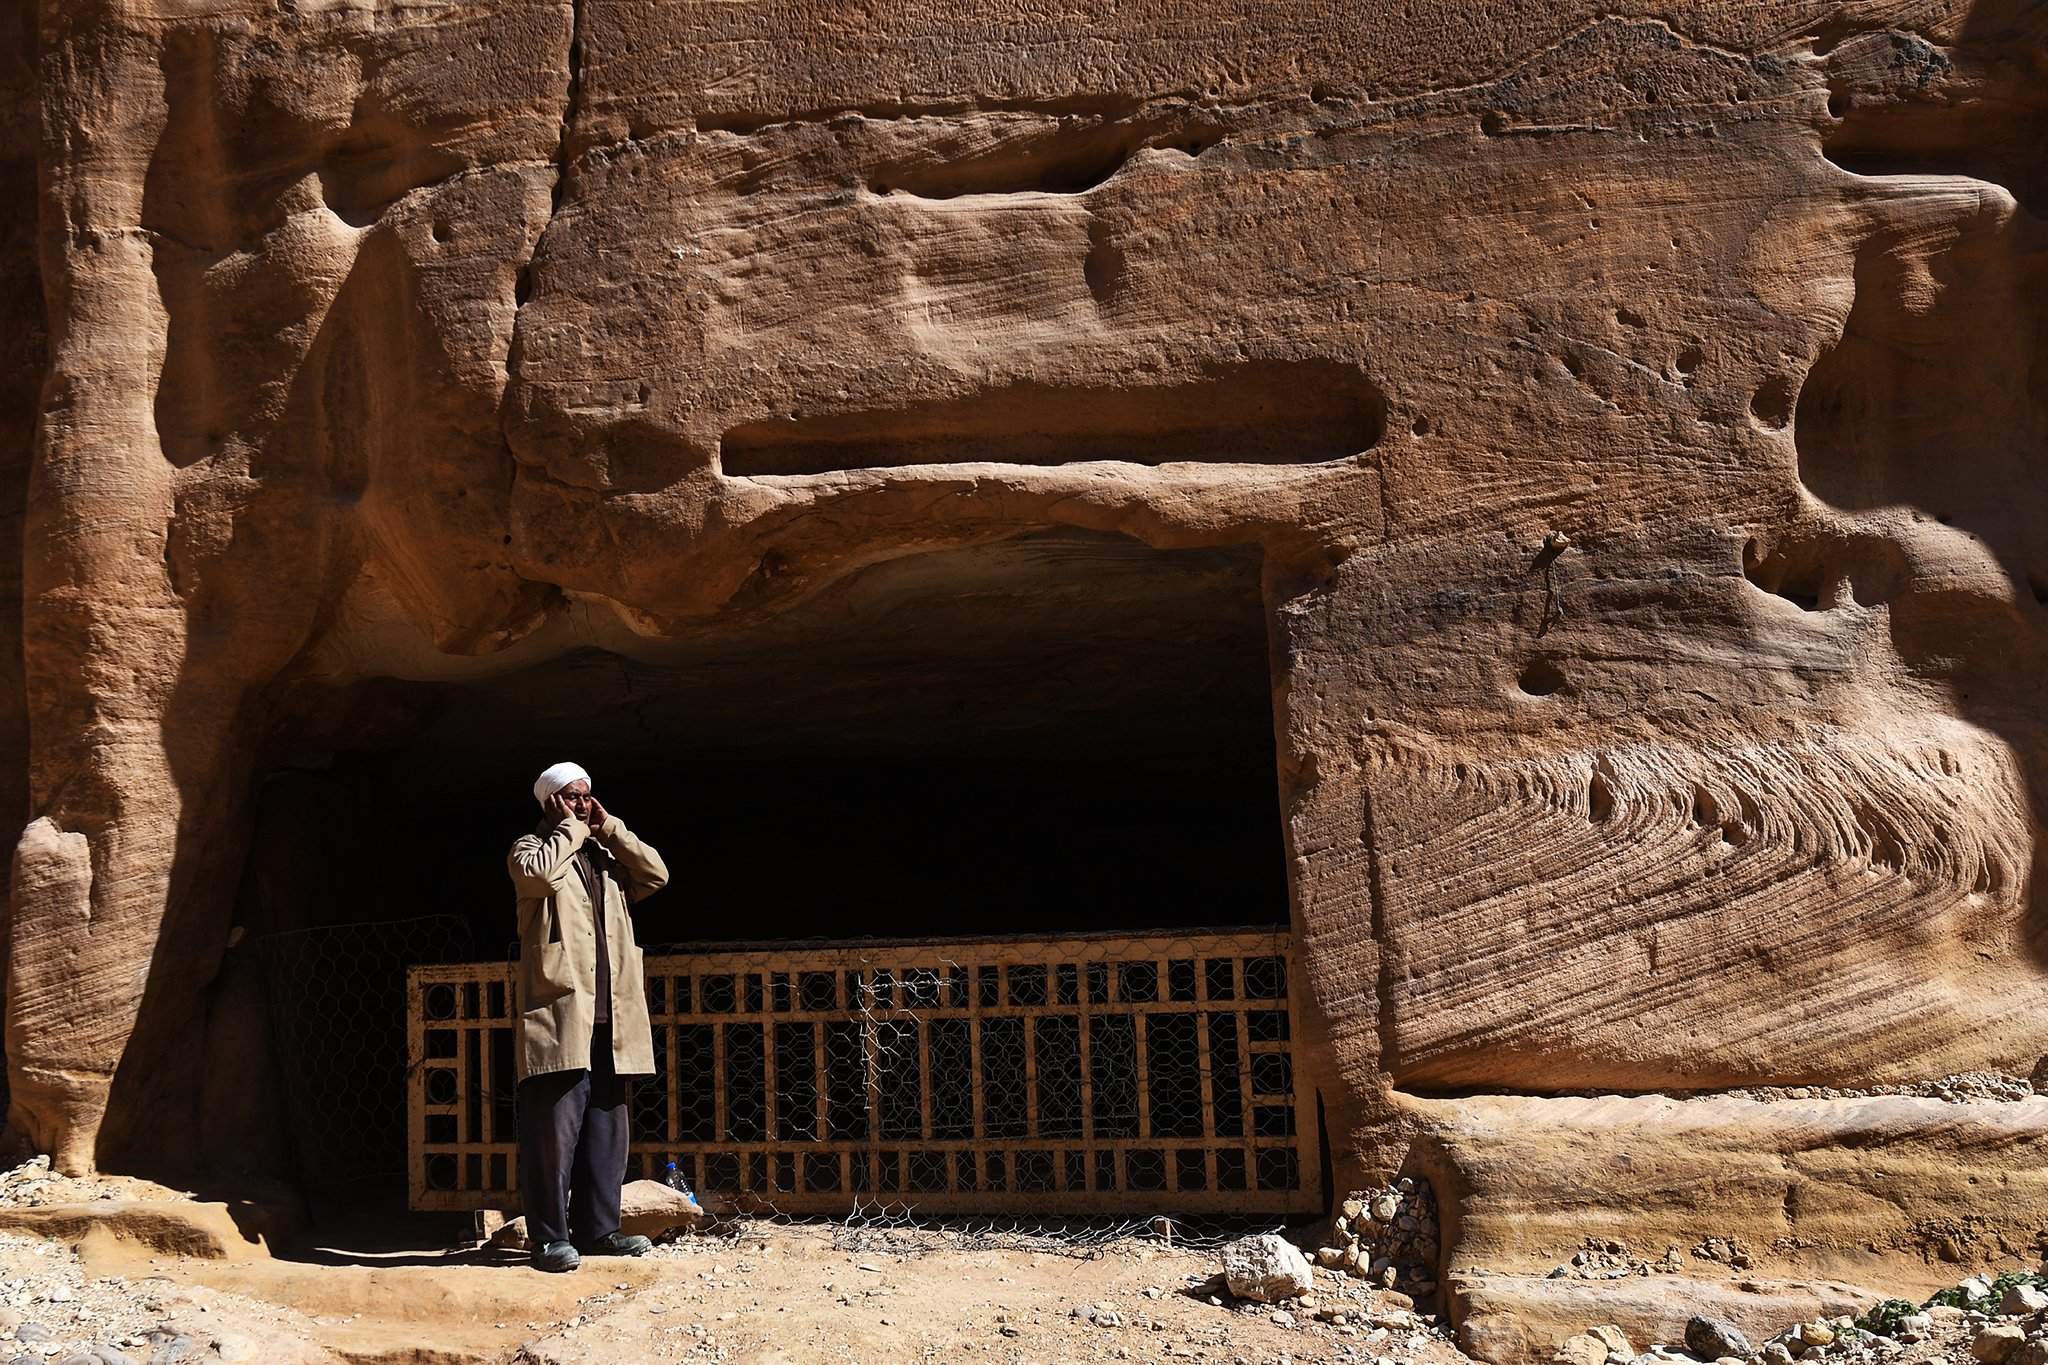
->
[576, 1231, 653, 1257]
[530, 1240, 582, 1273]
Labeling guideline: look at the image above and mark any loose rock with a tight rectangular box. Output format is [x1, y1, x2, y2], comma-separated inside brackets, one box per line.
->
[2000, 1284, 2048, 1316]
[1553, 1333, 1610, 1365]
[1685, 1316, 1752, 1360]
[1220, 1235, 1314, 1303]
[1973, 1324, 2026, 1364]
[1589, 1325, 1633, 1361]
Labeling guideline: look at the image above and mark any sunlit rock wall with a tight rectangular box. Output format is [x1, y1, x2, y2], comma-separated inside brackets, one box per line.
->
[2, 0, 2043, 1324]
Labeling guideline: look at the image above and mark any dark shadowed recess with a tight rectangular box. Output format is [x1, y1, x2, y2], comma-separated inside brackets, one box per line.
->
[0, 1, 44, 1135]
[1796, 0, 2048, 972]
[1800, 131, 2047, 608]
[244, 532, 1290, 960]
[721, 361, 1386, 477]
[860, 115, 1224, 200]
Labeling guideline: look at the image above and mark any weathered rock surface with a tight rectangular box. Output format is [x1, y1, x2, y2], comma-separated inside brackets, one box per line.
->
[1975, 1325, 2028, 1365]
[1687, 1316, 1754, 1360]
[1221, 1234, 1315, 1303]
[0, 0, 2044, 1354]
[1451, 1273, 1877, 1365]
[1421, 1092, 2048, 1286]
[0, 1201, 275, 1262]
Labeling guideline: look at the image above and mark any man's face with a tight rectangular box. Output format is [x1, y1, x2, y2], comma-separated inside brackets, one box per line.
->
[558, 779, 597, 822]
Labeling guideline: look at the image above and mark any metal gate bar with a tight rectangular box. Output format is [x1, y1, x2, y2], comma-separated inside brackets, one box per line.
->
[409, 929, 1321, 1216]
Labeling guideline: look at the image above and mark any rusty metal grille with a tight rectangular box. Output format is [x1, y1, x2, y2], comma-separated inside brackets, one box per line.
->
[408, 929, 1321, 1216]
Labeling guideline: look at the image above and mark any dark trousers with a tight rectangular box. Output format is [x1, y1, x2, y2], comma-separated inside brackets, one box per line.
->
[517, 1024, 628, 1248]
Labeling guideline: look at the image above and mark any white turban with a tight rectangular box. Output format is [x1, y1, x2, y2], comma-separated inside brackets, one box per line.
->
[533, 762, 591, 807]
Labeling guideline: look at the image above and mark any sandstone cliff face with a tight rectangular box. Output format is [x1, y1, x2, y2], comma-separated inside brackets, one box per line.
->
[3, 0, 2045, 1323]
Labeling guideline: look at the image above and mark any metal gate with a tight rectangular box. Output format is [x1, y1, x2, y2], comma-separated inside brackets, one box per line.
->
[408, 929, 1321, 1216]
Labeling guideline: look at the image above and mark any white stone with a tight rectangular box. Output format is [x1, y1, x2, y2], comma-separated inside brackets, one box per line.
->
[1553, 1333, 1608, 1365]
[1221, 1235, 1315, 1303]
[1589, 1325, 1633, 1361]
[2002, 1284, 2048, 1316]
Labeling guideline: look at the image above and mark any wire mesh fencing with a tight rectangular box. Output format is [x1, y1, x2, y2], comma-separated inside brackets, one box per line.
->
[812, 1200, 1296, 1259]
[255, 914, 476, 1198]
[412, 929, 1322, 1230]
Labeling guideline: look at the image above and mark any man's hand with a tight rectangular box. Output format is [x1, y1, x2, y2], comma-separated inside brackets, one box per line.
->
[585, 795, 610, 831]
[544, 792, 576, 826]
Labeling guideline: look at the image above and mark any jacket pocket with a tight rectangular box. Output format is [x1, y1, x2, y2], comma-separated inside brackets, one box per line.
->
[522, 938, 576, 1009]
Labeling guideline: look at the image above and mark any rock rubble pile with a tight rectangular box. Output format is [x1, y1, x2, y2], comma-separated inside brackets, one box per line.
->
[1205, 1232, 1459, 1358]
[1312, 1179, 1442, 1302]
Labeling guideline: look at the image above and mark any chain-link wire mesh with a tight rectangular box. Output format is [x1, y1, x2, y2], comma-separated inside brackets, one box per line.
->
[256, 914, 475, 1197]
[676, 1198, 1298, 1259]
[413, 930, 1323, 1230]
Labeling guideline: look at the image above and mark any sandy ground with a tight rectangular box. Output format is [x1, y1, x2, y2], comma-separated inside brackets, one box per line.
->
[0, 1173, 1471, 1365]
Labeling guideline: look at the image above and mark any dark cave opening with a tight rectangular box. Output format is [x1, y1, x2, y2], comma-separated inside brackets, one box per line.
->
[248, 531, 1288, 951]
[236, 531, 1293, 1204]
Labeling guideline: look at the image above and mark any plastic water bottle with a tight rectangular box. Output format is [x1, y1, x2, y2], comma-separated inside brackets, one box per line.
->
[664, 1159, 695, 1199]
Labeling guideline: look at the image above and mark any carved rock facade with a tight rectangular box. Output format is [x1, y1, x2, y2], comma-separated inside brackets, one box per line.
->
[2, 0, 2044, 1347]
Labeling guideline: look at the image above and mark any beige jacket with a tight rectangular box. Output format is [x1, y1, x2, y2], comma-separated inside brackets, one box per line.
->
[508, 813, 669, 1079]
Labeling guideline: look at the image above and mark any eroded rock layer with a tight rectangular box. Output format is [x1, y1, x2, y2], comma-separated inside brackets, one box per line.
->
[2, 0, 2044, 1336]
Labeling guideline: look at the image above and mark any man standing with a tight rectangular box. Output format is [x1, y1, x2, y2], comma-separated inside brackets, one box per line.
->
[509, 762, 670, 1273]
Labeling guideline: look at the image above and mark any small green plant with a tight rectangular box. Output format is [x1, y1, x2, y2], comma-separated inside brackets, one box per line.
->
[1926, 1269, 2048, 1311]
[1987, 1270, 2048, 1302]
[1855, 1301, 1919, 1336]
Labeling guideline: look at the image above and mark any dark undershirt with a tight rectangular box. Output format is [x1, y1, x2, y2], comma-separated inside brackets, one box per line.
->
[573, 840, 611, 1026]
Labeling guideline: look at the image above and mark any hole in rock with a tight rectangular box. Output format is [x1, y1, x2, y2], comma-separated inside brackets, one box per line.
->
[239, 532, 1290, 1205]
[1083, 219, 1125, 303]
[720, 361, 1387, 476]
[866, 119, 1186, 200]
[317, 122, 465, 229]
[1517, 657, 1568, 697]
[1742, 537, 1829, 611]
[1750, 374, 1795, 429]
[1587, 764, 1617, 824]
